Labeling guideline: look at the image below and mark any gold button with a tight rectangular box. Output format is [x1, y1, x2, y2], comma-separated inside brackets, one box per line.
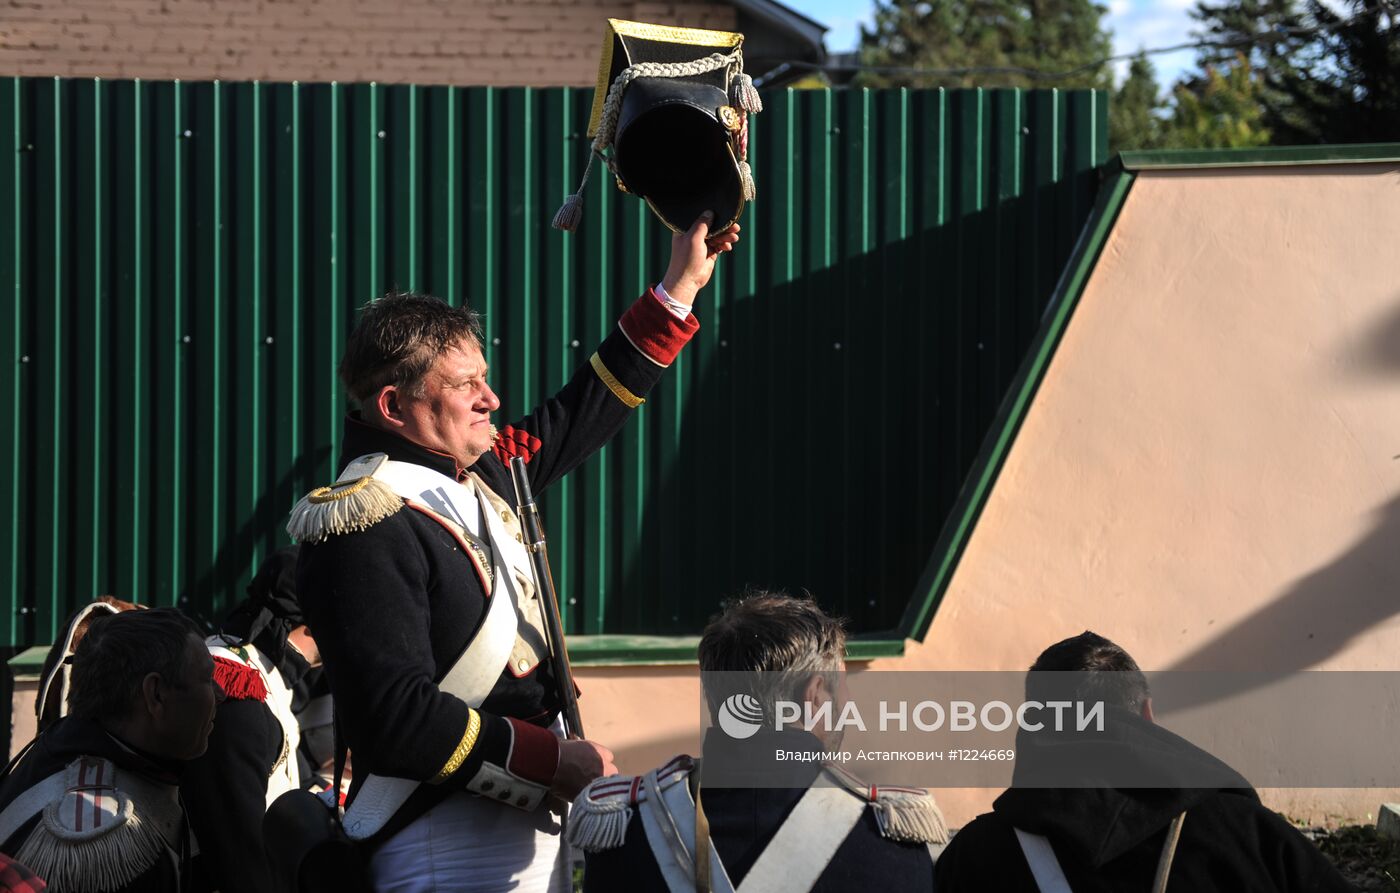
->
[515, 533, 523, 543]
[517, 659, 530, 673]
[501, 510, 511, 522]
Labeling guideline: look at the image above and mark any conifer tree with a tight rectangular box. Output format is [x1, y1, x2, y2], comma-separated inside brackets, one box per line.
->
[859, 0, 1112, 89]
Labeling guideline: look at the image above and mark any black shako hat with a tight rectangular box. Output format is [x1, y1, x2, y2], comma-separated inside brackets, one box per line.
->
[552, 19, 762, 235]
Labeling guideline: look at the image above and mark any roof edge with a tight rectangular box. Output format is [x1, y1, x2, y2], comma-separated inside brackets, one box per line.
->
[1121, 143, 1400, 171]
[730, 0, 827, 61]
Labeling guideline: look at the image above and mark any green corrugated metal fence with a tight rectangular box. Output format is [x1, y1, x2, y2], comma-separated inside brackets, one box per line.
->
[0, 78, 1107, 648]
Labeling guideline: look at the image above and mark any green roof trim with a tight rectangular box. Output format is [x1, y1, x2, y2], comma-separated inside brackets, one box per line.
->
[1120, 143, 1400, 171]
[900, 166, 1138, 642]
[567, 634, 905, 667]
[9, 645, 51, 679]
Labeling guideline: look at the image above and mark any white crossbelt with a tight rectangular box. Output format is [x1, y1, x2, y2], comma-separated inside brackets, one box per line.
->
[1014, 828, 1074, 893]
[0, 771, 65, 848]
[338, 456, 523, 842]
[639, 773, 868, 893]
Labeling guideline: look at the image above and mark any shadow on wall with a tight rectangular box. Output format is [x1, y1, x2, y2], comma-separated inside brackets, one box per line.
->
[1352, 293, 1400, 378]
[1164, 492, 1400, 706]
[1167, 288, 1400, 685]
[604, 171, 1093, 637]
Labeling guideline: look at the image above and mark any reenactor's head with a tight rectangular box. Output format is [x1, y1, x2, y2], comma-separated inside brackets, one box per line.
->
[68, 607, 224, 760]
[340, 292, 500, 471]
[698, 591, 848, 746]
[1026, 630, 1154, 723]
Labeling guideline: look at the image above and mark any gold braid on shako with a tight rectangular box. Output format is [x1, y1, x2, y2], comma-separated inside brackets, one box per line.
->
[552, 19, 761, 235]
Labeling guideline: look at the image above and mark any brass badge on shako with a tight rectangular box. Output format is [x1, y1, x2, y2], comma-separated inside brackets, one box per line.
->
[717, 105, 741, 133]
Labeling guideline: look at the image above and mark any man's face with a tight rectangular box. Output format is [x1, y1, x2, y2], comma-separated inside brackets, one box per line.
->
[397, 339, 501, 470]
[153, 634, 223, 761]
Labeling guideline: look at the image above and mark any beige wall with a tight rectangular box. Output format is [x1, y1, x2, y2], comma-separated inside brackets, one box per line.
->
[886, 162, 1400, 825]
[0, 0, 736, 85]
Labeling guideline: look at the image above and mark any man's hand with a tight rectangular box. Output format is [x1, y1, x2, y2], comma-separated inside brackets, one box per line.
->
[551, 738, 618, 800]
[660, 211, 741, 307]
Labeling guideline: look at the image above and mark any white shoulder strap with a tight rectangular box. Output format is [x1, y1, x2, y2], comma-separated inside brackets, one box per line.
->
[1014, 828, 1074, 893]
[735, 785, 866, 893]
[368, 457, 481, 536]
[637, 769, 736, 893]
[0, 771, 65, 848]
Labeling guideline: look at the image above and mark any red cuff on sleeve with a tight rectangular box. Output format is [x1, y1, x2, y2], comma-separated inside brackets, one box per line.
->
[505, 717, 561, 785]
[618, 288, 700, 367]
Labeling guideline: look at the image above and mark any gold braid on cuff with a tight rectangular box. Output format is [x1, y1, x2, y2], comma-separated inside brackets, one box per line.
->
[430, 708, 482, 784]
[590, 352, 645, 409]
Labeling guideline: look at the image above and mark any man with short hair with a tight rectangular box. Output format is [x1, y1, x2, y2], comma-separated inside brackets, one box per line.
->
[575, 592, 945, 891]
[935, 631, 1354, 892]
[292, 214, 738, 891]
[0, 607, 222, 892]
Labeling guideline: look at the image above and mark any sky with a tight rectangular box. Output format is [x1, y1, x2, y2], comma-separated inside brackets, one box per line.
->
[786, 0, 1201, 87]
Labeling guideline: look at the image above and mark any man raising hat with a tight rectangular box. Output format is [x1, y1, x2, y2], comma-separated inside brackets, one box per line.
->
[291, 198, 737, 890]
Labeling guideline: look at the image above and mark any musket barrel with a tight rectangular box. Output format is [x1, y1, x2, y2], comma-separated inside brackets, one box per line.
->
[509, 457, 585, 739]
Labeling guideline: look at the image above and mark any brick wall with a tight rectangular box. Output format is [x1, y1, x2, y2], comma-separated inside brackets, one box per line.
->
[0, 0, 738, 85]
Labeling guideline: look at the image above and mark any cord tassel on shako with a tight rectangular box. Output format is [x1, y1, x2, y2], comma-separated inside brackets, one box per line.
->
[732, 71, 763, 114]
[553, 18, 761, 235]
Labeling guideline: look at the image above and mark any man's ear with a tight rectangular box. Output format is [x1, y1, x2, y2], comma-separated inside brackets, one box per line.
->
[802, 673, 831, 711]
[140, 671, 164, 718]
[373, 385, 406, 428]
[1141, 696, 1155, 724]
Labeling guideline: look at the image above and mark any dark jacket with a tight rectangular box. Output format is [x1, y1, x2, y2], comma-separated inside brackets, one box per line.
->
[296, 290, 697, 839]
[935, 710, 1353, 892]
[182, 646, 311, 893]
[0, 717, 196, 893]
[582, 730, 938, 892]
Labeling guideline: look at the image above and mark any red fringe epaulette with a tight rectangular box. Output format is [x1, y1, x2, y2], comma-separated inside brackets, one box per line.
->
[493, 425, 542, 466]
[212, 655, 268, 702]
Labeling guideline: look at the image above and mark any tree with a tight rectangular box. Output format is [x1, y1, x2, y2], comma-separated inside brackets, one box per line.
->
[858, 0, 1113, 89]
[1281, 0, 1400, 142]
[1189, 0, 1400, 143]
[1164, 57, 1272, 148]
[1110, 54, 1168, 150]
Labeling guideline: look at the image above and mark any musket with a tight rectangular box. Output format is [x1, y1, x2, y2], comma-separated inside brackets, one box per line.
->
[508, 456, 585, 739]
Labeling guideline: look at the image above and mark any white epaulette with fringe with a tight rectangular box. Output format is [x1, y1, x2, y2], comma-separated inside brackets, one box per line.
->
[14, 756, 184, 893]
[286, 453, 405, 544]
[568, 755, 694, 852]
[822, 762, 950, 845]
